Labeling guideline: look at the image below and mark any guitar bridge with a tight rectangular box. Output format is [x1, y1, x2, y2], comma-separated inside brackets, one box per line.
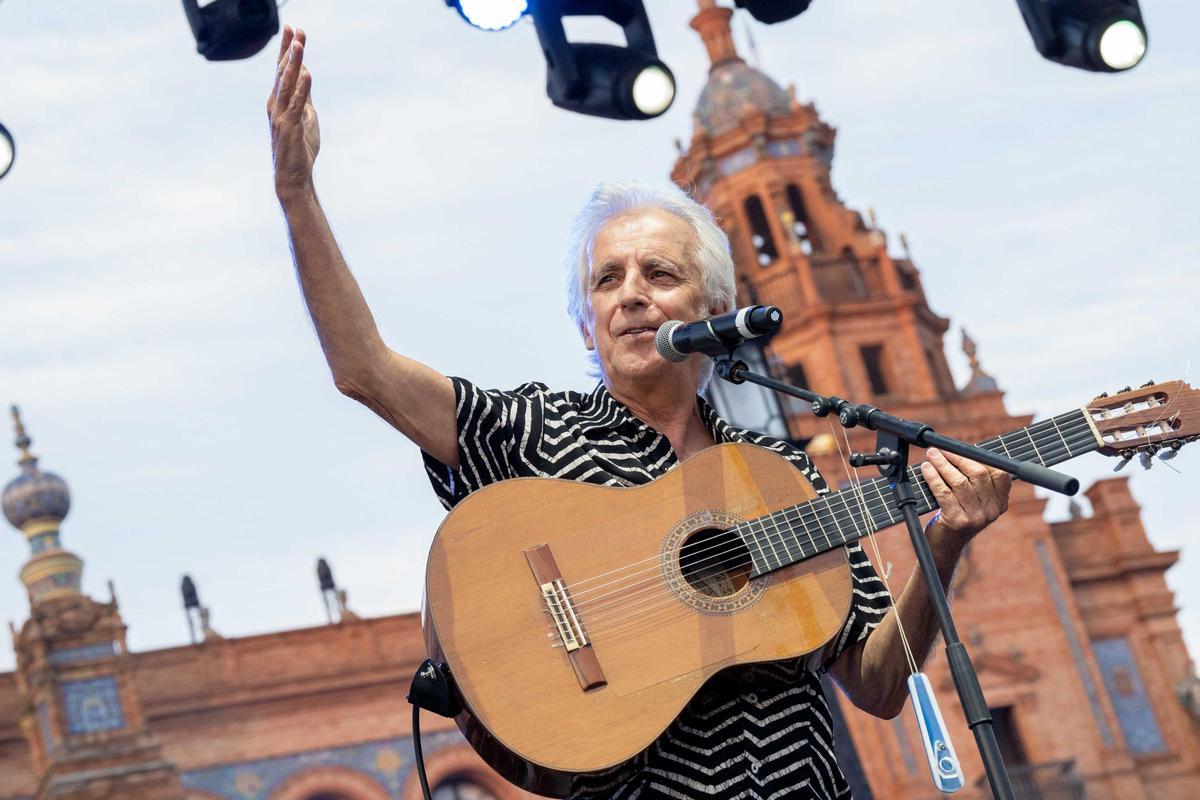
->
[525, 544, 607, 692]
[542, 579, 588, 652]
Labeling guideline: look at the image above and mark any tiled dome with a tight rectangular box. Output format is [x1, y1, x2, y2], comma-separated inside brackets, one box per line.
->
[3, 407, 71, 530]
[694, 60, 792, 137]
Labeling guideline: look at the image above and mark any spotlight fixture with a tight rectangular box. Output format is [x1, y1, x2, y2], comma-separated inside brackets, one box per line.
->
[181, 0, 280, 61]
[446, 0, 528, 31]
[733, 0, 814, 24]
[1015, 0, 1147, 72]
[0, 122, 14, 181]
[530, 0, 676, 121]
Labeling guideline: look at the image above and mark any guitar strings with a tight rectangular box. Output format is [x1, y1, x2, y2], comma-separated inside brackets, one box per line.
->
[556, 387, 1194, 644]
[568, 417, 1092, 606]
[564, 410, 1091, 598]
[564, 413, 1093, 605]
[561, 421, 1096, 629]
[572, 426, 1098, 645]
[568, 384, 1188, 615]
[558, 422, 1098, 639]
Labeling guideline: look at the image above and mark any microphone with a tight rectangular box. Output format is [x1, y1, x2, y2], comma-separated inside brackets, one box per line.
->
[656, 305, 783, 363]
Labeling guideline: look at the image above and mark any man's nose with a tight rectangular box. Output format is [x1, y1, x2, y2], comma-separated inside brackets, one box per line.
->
[617, 270, 650, 307]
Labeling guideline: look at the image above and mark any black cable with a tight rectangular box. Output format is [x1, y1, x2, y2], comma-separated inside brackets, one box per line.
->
[412, 704, 433, 800]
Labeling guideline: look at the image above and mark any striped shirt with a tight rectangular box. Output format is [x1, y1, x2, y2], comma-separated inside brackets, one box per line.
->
[423, 379, 891, 800]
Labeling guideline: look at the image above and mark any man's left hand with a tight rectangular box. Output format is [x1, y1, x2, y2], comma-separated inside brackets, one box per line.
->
[919, 448, 1012, 548]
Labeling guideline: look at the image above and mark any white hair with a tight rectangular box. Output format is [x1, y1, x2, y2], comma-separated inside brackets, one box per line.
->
[563, 180, 738, 389]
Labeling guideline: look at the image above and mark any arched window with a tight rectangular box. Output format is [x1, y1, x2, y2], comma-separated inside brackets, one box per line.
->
[743, 194, 778, 267]
[785, 184, 819, 254]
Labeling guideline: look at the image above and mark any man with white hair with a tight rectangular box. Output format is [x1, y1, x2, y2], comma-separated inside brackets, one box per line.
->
[269, 25, 1011, 800]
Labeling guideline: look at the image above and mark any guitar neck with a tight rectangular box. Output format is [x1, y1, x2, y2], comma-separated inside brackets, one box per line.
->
[742, 408, 1100, 578]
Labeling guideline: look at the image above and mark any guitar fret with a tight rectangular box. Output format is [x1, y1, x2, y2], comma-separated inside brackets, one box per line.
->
[758, 517, 783, 570]
[744, 522, 771, 575]
[787, 510, 816, 561]
[1024, 427, 1046, 466]
[873, 479, 898, 527]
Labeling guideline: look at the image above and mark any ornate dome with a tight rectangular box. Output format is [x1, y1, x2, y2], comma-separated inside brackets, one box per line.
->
[694, 60, 793, 137]
[3, 407, 71, 531]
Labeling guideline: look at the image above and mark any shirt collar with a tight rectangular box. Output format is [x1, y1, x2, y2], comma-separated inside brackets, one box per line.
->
[585, 382, 744, 445]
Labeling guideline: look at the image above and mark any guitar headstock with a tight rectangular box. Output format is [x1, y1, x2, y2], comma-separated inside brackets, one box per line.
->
[1086, 380, 1200, 468]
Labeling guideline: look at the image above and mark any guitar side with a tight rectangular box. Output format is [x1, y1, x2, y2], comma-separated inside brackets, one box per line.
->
[423, 443, 855, 797]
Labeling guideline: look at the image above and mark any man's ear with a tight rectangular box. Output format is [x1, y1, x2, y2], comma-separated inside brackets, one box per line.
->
[579, 320, 595, 350]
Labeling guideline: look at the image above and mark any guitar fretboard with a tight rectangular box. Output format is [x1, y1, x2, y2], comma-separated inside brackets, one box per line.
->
[737, 408, 1099, 578]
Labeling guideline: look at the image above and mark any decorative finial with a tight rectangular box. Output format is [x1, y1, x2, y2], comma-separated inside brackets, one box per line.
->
[960, 328, 999, 395]
[899, 232, 912, 260]
[867, 207, 878, 229]
[11, 406, 35, 467]
[1068, 498, 1083, 519]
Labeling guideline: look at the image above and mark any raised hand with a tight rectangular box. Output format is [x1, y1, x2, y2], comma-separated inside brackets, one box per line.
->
[268, 25, 320, 200]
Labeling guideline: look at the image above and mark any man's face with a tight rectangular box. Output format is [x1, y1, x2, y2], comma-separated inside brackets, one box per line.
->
[581, 208, 714, 387]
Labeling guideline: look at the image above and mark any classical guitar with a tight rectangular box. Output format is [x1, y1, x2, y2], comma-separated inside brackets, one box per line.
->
[421, 381, 1198, 797]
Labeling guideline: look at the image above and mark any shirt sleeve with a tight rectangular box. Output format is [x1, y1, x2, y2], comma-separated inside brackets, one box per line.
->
[421, 377, 546, 510]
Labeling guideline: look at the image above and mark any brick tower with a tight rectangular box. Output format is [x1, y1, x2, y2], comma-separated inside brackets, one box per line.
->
[672, 3, 1200, 798]
[3, 407, 184, 800]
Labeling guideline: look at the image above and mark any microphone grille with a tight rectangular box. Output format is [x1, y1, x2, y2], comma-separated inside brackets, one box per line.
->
[656, 321, 687, 363]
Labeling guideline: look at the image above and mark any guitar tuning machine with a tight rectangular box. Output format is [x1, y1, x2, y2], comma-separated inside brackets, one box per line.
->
[1141, 380, 1157, 388]
[1113, 450, 1134, 472]
[1139, 450, 1155, 470]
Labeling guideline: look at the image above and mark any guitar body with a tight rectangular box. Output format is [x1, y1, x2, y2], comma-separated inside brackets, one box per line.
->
[423, 443, 854, 797]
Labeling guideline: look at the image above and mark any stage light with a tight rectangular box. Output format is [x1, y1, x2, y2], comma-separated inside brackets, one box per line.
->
[0, 122, 13, 181]
[447, 0, 528, 31]
[631, 64, 676, 116]
[1098, 19, 1146, 70]
[530, 0, 676, 121]
[180, 0, 280, 61]
[1015, 0, 1147, 72]
[733, 0, 814, 24]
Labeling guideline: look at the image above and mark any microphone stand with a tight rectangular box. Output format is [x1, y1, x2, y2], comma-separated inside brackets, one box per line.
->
[712, 356, 1079, 800]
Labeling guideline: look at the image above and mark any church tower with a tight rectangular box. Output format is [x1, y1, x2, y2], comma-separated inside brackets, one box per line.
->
[4, 407, 183, 799]
[671, 4, 1200, 798]
[673, 0, 984, 458]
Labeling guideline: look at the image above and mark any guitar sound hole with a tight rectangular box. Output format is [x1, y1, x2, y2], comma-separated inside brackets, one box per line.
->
[679, 528, 752, 598]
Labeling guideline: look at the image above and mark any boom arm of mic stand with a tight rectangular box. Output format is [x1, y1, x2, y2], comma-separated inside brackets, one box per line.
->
[714, 360, 1078, 497]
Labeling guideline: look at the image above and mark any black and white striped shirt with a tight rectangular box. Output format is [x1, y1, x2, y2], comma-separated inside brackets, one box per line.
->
[423, 379, 891, 800]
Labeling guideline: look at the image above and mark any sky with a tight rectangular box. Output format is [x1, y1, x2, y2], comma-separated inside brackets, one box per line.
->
[0, 0, 1197, 675]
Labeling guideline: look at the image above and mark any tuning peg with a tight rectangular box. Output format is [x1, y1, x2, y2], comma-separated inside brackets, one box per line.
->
[1139, 450, 1154, 470]
[1097, 392, 1110, 399]
[1119, 386, 1132, 394]
[1141, 380, 1156, 388]
[1113, 451, 1133, 472]
[1160, 443, 1182, 461]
